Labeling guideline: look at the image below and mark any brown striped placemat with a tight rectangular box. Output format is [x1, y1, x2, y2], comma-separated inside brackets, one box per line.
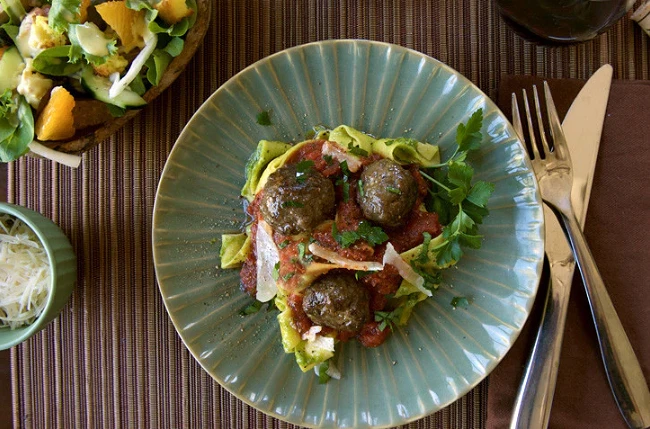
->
[8, 1, 649, 428]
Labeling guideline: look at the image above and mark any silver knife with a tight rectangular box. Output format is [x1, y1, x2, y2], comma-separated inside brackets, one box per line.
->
[510, 65, 613, 429]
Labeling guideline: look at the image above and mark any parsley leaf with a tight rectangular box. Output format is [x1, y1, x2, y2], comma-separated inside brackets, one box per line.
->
[295, 160, 314, 183]
[318, 361, 331, 384]
[257, 111, 272, 126]
[282, 201, 304, 208]
[332, 221, 388, 248]
[272, 262, 280, 281]
[456, 109, 483, 153]
[347, 142, 369, 157]
[451, 296, 470, 309]
[375, 308, 404, 331]
[386, 186, 402, 195]
[420, 109, 494, 266]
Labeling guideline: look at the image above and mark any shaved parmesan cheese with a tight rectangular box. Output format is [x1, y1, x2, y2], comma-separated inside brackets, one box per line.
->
[302, 325, 322, 341]
[322, 141, 363, 172]
[382, 242, 431, 297]
[305, 334, 335, 355]
[0, 214, 51, 329]
[255, 220, 280, 302]
[308, 243, 383, 271]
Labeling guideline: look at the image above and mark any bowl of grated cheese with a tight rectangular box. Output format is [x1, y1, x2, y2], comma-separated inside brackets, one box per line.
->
[0, 203, 76, 350]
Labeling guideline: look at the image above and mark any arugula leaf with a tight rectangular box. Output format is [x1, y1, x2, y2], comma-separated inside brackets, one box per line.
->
[145, 49, 173, 86]
[126, 0, 198, 37]
[0, 94, 33, 162]
[32, 46, 82, 76]
[0, 23, 19, 45]
[144, 37, 185, 86]
[0, 0, 26, 25]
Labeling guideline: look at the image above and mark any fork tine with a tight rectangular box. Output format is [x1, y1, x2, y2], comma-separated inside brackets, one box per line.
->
[511, 93, 524, 140]
[543, 81, 570, 161]
[522, 89, 541, 160]
[532, 85, 552, 156]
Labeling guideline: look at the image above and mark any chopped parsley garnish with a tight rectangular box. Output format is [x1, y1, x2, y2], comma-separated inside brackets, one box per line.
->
[420, 109, 494, 267]
[386, 186, 401, 195]
[272, 262, 280, 281]
[256, 110, 272, 126]
[282, 272, 295, 281]
[240, 300, 277, 316]
[417, 232, 432, 264]
[282, 200, 304, 208]
[451, 296, 470, 309]
[332, 221, 388, 248]
[383, 137, 419, 148]
[375, 308, 403, 331]
[240, 301, 263, 316]
[336, 160, 352, 202]
[318, 361, 331, 384]
[278, 239, 291, 249]
[295, 160, 314, 183]
[358, 179, 365, 198]
[297, 242, 313, 264]
[323, 154, 333, 165]
[355, 270, 372, 280]
[347, 142, 369, 157]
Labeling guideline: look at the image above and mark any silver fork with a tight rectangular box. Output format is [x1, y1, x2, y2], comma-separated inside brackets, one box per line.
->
[511, 82, 650, 429]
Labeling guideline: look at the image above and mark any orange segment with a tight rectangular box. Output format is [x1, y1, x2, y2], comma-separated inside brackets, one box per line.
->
[154, 0, 194, 25]
[95, 1, 146, 52]
[35, 86, 76, 141]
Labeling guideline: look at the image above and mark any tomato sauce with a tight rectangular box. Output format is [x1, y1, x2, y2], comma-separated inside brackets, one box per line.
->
[287, 293, 312, 335]
[241, 140, 441, 350]
[357, 321, 390, 348]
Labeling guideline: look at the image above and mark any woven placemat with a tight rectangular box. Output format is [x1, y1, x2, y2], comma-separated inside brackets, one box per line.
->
[8, 1, 649, 428]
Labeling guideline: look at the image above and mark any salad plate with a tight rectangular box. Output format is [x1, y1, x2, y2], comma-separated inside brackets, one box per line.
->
[0, 0, 211, 163]
[152, 40, 545, 428]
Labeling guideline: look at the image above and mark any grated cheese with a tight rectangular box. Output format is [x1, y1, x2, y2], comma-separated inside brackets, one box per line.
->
[0, 214, 51, 329]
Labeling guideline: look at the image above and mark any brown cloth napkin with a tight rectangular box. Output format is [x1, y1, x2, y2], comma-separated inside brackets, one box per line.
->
[486, 76, 650, 429]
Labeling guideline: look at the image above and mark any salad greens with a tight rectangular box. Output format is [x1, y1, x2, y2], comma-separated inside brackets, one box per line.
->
[0, 0, 198, 165]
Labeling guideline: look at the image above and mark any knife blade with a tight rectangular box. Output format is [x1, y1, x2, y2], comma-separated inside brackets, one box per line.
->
[510, 65, 612, 429]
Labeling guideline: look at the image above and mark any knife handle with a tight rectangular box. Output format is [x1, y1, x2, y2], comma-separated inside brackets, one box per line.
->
[560, 211, 650, 429]
[510, 258, 575, 429]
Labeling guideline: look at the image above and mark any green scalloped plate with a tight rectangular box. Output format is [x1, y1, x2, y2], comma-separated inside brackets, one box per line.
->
[152, 40, 544, 428]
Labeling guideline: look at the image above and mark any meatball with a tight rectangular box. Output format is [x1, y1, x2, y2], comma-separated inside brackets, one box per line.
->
[357, 159, 418, 227]
[302, 271, 370, 332]
[260, 163, 335, 235]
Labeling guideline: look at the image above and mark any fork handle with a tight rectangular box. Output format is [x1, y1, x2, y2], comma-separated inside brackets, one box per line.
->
[510, 259, 575, 429]
[559, 211, 650, 429]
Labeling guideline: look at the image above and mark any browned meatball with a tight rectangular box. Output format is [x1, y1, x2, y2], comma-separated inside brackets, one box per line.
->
[357, 159, 418, 227]
[260, 164, 335, 235]
[302, 271, 370, 332]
